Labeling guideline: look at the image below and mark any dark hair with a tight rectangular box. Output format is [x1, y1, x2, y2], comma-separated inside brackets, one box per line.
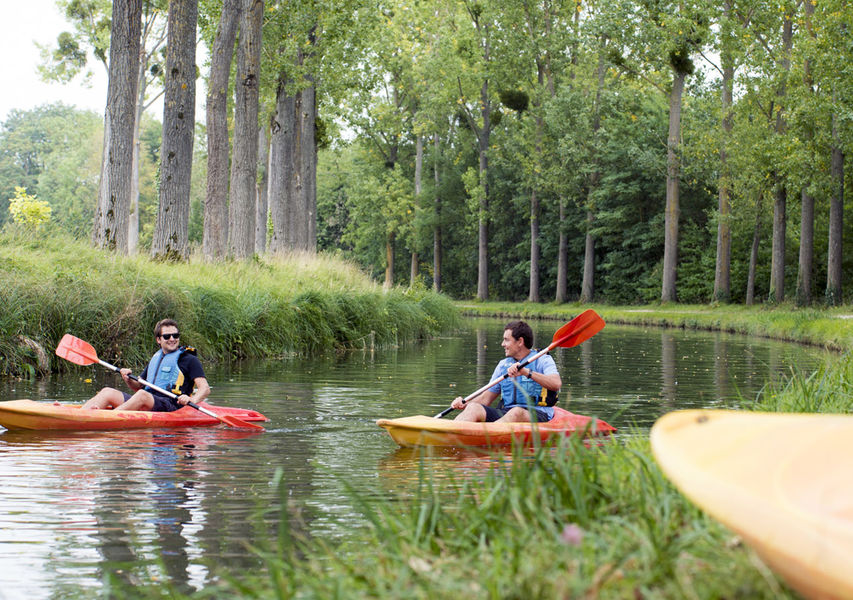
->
[505, 321, 533, 349]
[154, 319, 179, 338]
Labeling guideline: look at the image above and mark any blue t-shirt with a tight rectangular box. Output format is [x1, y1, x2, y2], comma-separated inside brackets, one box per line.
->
[487, 350, 559, 420]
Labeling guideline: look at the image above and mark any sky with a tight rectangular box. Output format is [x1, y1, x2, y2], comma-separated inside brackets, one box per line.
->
[0, 0, 109, 122]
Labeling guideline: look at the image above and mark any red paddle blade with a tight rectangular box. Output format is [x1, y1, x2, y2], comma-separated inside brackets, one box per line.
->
[219, 414, 265, 431]
[551, 309, 605, 349]
[55, 334, 100, 366]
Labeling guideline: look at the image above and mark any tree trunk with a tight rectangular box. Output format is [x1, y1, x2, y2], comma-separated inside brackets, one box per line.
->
[746, 211, 761, 306]
[384, 232, 395, 289]
[269, 64, 317, 254]
[796, 190, 814, 305]
[433, 133, 442, 293]
[268, 76, 293, 254]
[411, 134, 423, 287]
[91, 0, 141, 253]
[768, 12, 794, 302]
[255, 123, 270, 254]
[826, 114, 844, 305]
[581, 208, 595, 302]
[579, 49, 606, 304]
[128, 37, 149, 254]
[797, 0, 816, 306]
[528, 66, 544, 304]
[151, 0, 197, 260]
[555, 196, 568, 303]
[203, 0, 240, 260]
[661, 69, 685, 303]
[528, 187, 540, 303]
[714, 28, 734, 302]
[769, 184, 786, 302]
[476, 79, 491, 301]
[410, 253, 418, 286]
[227, 0, 263, 259]
[300, 80, 318, 250]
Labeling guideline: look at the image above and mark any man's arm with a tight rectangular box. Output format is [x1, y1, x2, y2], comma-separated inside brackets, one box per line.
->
[177, 377, 210, 406]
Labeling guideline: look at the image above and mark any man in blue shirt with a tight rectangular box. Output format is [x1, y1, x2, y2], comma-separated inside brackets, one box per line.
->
[450, 321, 562, 423]
[82, 319, 210, 412]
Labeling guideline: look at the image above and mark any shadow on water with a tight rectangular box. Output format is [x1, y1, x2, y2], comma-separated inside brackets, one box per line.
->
[0, 318, 831, 596]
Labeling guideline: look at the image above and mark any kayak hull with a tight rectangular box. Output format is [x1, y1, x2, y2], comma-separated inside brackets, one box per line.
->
[651, 409, 853, 600]
[376, 407, 616, 447]
[0, 399, 268, 431]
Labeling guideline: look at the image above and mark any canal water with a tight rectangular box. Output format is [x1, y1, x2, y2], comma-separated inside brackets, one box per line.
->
[0, 319, 830, 597]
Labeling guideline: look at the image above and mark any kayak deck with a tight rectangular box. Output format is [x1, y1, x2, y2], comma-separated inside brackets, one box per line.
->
[0, 399, 268, 431]
[377, 407, 616, 447]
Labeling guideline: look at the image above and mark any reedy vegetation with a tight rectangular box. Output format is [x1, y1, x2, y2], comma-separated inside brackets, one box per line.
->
[0, 230, 457, 376]
[185, 430, 800, 598]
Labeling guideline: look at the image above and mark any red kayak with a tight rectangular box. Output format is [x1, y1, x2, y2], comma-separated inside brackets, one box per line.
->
[377, 406, 616, 447]
[0, 400, 268, 431]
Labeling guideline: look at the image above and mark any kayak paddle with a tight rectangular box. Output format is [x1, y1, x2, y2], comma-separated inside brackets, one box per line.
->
[56, 334, 264, 431]
[434, 309, 606, 419]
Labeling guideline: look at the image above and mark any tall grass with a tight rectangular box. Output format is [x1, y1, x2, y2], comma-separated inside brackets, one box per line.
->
[749, 351, 853, 414]
[0, 231, 458, 375]
[191, 434, 793, 599]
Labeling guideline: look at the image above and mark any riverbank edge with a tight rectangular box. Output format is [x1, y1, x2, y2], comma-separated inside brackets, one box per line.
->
[456, 301, 853, 352]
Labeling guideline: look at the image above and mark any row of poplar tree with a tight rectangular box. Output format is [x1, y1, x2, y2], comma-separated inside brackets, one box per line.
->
[25, 0, 853, 303]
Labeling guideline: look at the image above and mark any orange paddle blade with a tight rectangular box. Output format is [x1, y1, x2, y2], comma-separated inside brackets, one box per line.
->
[55, 334, 100, 366]
[550, 309, 605, 349]
[220, 414, 266, 431]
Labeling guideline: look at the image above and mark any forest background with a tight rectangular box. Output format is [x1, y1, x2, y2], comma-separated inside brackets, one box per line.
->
[1, 0, 851, 307]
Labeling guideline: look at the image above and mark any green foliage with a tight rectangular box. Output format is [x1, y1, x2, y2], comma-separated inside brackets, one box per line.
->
[0, 104, 102, 234]
[12, 0, 853, 307]
[36, 0, 112, 82]
[7, 187, 52, 230]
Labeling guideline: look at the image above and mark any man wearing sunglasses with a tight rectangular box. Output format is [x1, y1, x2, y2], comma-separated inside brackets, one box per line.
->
[82, 319, 210, 411]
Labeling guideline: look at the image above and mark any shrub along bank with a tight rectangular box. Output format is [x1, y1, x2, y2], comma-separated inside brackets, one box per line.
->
[0, 231, 458, 377]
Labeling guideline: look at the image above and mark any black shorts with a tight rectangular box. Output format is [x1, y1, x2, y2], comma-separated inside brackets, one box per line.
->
[482, 404, 553, 423]
[121, 391, 180, 412]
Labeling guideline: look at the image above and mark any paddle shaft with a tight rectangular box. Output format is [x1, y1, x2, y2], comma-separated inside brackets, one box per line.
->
[99, 358, 225, 422]
[433, 341, 559, 419]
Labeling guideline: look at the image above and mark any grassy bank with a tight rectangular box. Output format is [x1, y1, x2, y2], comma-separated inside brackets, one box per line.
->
[205, 436, 795, 599]
[0, 231, 458, 376]
[458, 301, 853, 351]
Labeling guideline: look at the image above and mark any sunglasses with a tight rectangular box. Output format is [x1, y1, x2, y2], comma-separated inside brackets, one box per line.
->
[160, 332, 180, 340]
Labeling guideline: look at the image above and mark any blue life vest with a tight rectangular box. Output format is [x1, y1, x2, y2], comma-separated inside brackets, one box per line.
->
[145, 348, 185, 395]
[494, 350, 558, 409]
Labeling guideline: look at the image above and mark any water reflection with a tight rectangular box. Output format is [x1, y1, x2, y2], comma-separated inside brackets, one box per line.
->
[661, 332, 677, 406]
[0, 318, 832, 597]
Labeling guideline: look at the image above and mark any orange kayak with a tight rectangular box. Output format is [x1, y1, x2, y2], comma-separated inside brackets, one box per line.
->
[0, 399, 268, 431]
[376, 406, 616, 447]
